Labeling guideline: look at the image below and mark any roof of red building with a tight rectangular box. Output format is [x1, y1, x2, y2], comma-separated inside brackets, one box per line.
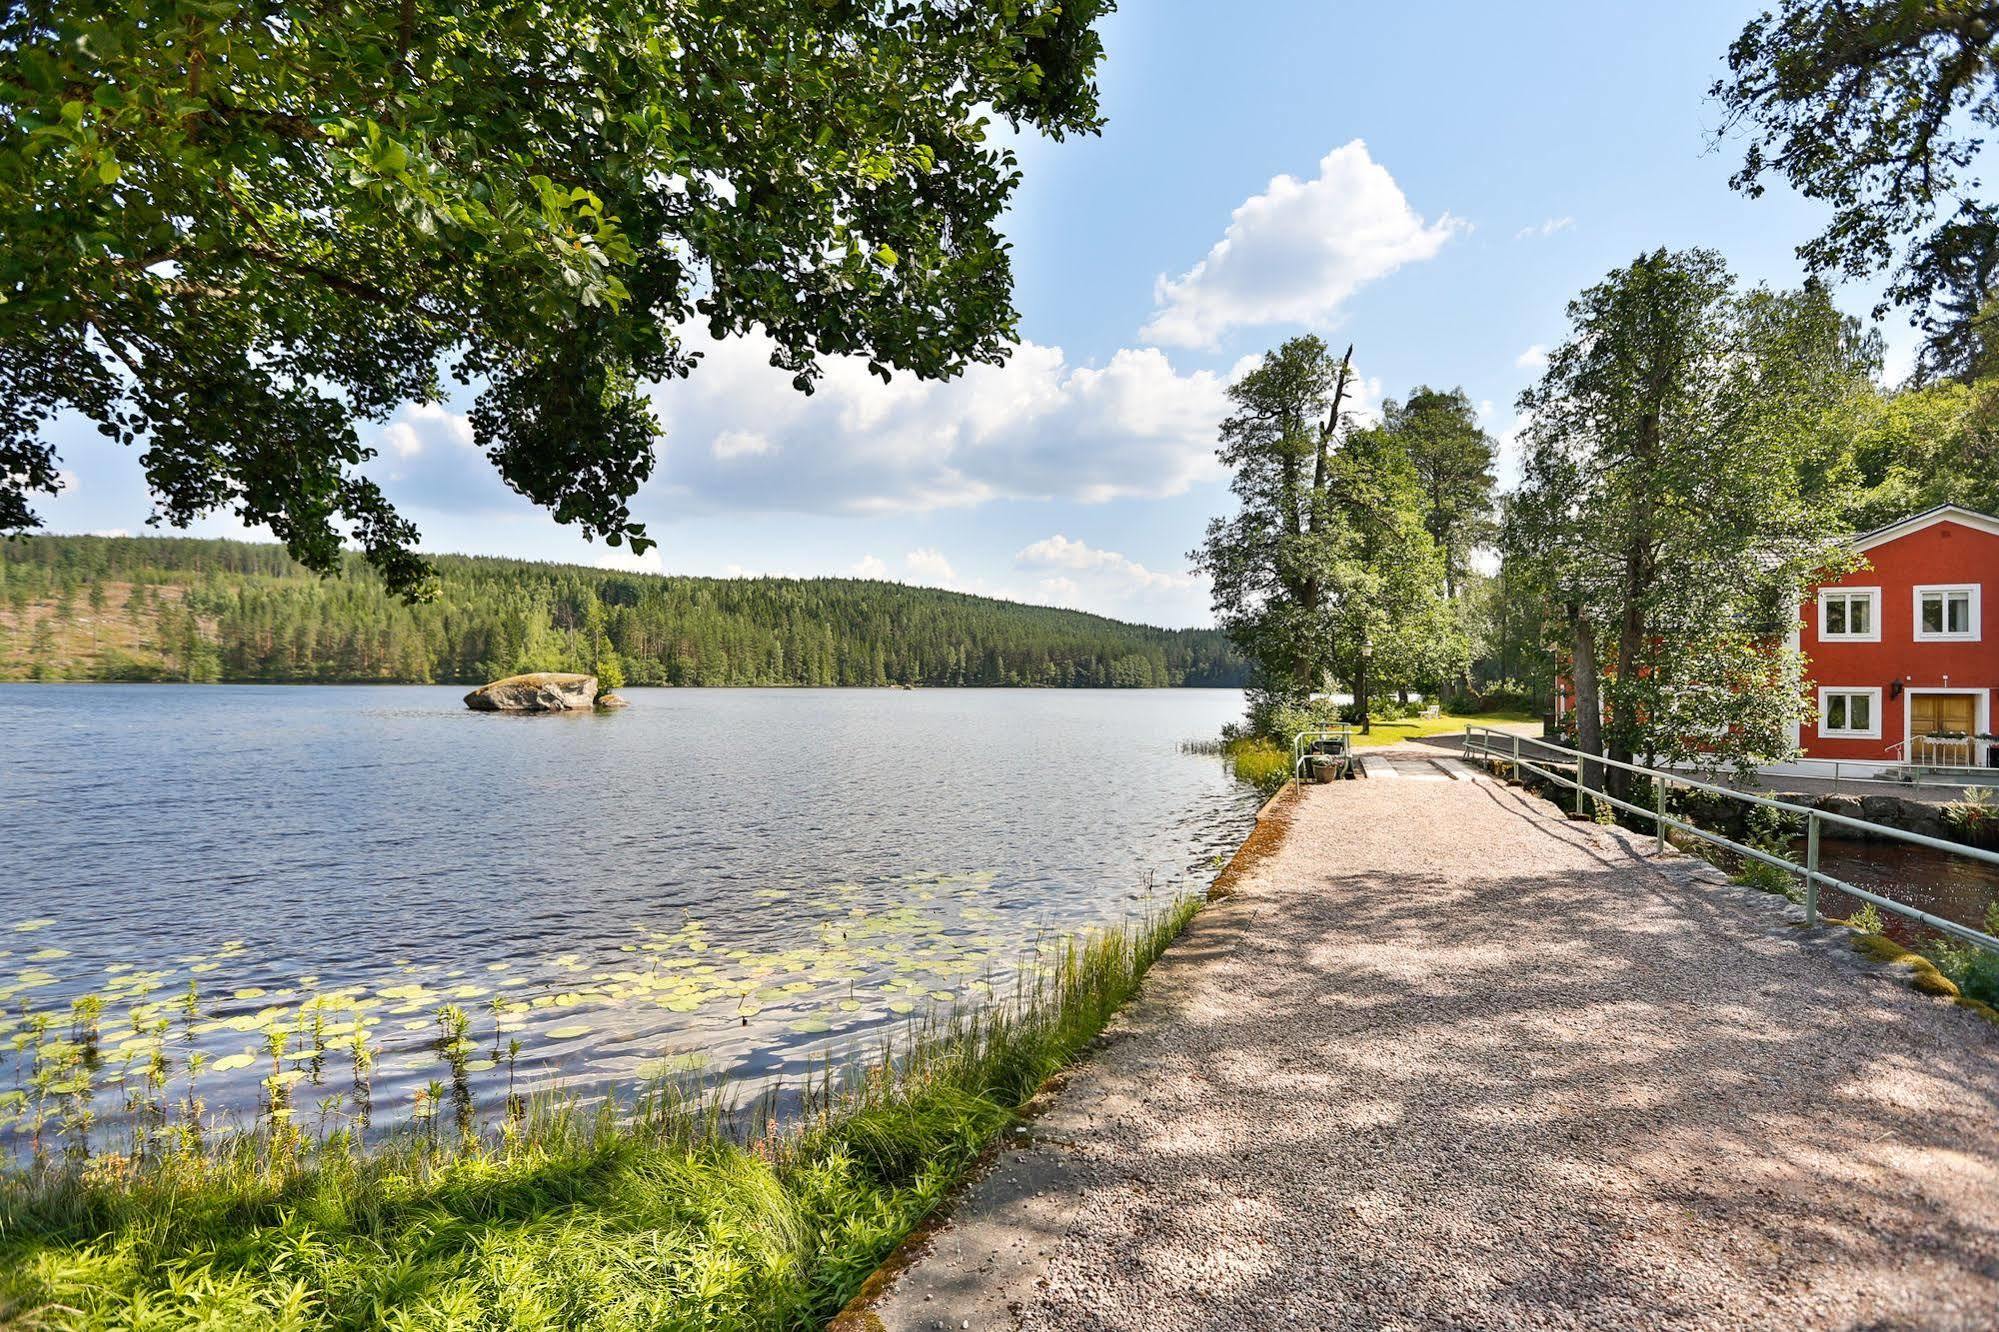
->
[1851, 504, 1999, 553]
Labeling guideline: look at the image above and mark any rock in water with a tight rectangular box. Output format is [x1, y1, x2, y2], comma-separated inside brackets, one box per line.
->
[463, 672, 598, 712]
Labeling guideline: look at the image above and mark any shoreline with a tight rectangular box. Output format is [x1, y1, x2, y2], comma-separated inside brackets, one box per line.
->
[841, 751, 1999, 1329]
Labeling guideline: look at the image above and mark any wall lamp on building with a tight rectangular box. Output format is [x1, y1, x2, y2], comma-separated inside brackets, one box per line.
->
[1889, 679, 1904, 699]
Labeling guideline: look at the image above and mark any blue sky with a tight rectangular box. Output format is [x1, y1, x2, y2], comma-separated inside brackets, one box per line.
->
[32, 1, 1911, 627]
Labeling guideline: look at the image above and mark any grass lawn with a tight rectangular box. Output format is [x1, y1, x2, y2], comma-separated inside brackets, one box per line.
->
[1344, 710, 1540, 749]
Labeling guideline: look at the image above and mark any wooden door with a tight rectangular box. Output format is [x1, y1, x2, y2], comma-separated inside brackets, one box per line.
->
[1911, 694, 1978, 765]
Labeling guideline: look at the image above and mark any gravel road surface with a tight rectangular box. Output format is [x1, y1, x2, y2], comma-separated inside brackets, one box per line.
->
[842, 754, 1999, 1331]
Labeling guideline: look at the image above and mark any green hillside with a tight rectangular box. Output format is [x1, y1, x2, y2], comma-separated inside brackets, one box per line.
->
[0, 536, 1245, 688]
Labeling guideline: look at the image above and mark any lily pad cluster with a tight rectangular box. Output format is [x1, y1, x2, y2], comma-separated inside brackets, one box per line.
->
[0, 867, 1119, 1156]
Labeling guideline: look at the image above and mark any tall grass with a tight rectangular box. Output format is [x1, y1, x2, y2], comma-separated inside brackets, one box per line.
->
[0, 896, 1201, 1330]
[1225, 738, 1292, 792]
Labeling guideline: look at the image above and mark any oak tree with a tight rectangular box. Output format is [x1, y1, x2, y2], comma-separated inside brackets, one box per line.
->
[1714, 1, 1999, 380]
[0, 0, 1113, 596]
[1514, 249, 1875, 792]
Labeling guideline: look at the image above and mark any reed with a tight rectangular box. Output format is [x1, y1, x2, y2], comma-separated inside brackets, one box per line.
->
[0, 895, 1201, 1330]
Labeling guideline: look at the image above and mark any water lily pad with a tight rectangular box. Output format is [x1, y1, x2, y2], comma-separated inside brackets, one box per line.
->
[10, 919, 53, 933]
[210, 1052, 256, 1073]
[546, 1024, 592, 1040]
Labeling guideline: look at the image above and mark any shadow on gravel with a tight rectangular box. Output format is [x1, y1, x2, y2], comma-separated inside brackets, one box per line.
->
[1051, 783, 1999, 1330]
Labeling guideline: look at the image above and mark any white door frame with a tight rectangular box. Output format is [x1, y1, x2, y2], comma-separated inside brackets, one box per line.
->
[1902, 687, 1990, 764]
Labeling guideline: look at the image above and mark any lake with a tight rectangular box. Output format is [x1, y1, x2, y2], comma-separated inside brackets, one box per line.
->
[0, 685, 1255, 1146]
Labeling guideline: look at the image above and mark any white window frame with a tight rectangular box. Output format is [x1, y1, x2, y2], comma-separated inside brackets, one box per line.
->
[1912, 583, 1981, 642]
[1817, 686, 1883, 740]
[1817, 586, 1881, 642]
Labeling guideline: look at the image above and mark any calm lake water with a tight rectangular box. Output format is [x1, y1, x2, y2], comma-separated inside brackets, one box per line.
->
[0, 685, 1255, 1143]
[1814, 837, 1999, 945]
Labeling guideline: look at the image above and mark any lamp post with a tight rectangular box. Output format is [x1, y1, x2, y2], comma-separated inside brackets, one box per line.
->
[1358, 637, 1373, 736]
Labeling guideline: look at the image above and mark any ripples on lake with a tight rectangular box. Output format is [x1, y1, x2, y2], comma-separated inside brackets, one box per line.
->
[0, 686, 1256, 1143]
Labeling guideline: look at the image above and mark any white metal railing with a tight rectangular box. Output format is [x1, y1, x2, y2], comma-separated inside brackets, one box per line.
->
[1464, 727, 1999, 955]
[1806, 753, 1994, 789]
[1885, 734, 1997, 780]
[1290, 726, 1354, 787]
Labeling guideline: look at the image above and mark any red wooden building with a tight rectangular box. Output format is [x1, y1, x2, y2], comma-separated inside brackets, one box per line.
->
[1798, 504, 1999, 771]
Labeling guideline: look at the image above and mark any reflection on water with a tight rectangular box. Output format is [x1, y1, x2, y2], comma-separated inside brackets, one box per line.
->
[0, 685, 1255, 1144]
[1814, 836, 1999, 945]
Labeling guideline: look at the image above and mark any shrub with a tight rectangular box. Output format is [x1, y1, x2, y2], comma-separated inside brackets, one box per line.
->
[1227, 738, 1292, 793]
[1443, 688, 1535, 715]
[1941, 786, 1999, 844]
[1922, 903, 1999, 1006]
[595, 651, 626, 697]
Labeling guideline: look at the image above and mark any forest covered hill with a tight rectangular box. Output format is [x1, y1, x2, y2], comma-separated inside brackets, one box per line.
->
[0, 536, 1247, 688]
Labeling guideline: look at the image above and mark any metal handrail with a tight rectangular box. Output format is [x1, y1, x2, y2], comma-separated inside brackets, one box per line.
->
[1464, 726, 1999, 955]
[1290, 726, 1354, 788]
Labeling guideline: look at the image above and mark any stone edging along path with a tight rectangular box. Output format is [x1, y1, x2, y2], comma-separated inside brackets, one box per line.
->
[834, 751, 1999, 1332]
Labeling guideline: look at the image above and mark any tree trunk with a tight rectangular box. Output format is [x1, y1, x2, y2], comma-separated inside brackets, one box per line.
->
[1355, 652, 1372, 734]
[1569, 605, 1603, 805]
[1605, 531, 1653, 805]
[1310, 344, 1355, 509]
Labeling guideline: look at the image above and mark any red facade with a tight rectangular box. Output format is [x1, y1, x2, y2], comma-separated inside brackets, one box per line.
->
[1800, 506, 1999, 767]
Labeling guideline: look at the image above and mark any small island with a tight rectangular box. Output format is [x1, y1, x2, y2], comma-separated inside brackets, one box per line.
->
[463, 672, 598, 713]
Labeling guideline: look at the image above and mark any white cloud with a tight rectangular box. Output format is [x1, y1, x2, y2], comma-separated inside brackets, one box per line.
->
[383, 423, 425, 458]
[1013, 534, 1209, 623]
[645, 330, 1232, 516]
[1495, 410, 1535, 489]
[711, 429, 774, 461]
[1014, 534, 1200, 592]
[1515, 344, 1548, 370]
[1140, 140, 1466, 349]
[903, 547, 960, 588]
[90, 527, 130, 538]
[1477, 399, 1494, 421]
[1514, 216, 1574, 240]
[595, 545, 665, 575]
[55, 470, 79, 494]
[850, 555, 889, 579]
[1034, 575, 1082, 605]
[382, 403, 475, 459]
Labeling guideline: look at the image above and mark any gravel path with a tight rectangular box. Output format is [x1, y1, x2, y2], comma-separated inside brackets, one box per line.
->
[844, 753, 1999, 1331]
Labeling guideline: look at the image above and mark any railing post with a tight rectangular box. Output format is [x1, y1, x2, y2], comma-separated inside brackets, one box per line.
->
[1804, 811, 1821, 928]
[1511, 731, 1521, 781]
[1654, 776, 1667, 854]
[1575, 759, 1587, 817]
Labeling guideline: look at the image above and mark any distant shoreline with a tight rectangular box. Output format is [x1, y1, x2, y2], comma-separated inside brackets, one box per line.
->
[0, 680, 1246, 690]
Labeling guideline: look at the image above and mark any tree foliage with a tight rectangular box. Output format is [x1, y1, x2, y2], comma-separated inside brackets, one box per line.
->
[1383, 386, 1495, 602]
[0, 0, 1113, 595]
[0, 534, 1244, 688]
[1193, 337, 1469, 734]
[1714, 0, 1999, 379]
[1512, 249, 1876, 786]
